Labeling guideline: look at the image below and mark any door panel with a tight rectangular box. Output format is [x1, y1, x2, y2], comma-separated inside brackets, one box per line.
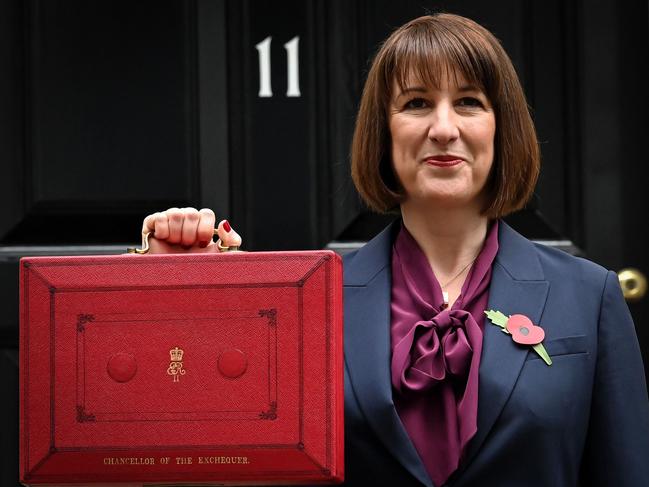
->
[581, 0, 649, 381]
[0, 0, 204, 246]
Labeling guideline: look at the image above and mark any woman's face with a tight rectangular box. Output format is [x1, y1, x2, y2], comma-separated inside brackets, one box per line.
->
[388, 71, 496, 211]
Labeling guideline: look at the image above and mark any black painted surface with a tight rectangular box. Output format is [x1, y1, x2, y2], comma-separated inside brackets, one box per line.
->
[1, 0, 201, 245]
[0, 350, 20, 487]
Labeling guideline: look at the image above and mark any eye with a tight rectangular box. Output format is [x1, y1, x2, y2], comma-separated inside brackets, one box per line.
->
[457, 97, 484, 108]
[403, 98, 428, 110]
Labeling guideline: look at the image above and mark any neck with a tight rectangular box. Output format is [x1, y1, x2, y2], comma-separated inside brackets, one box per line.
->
[400, 199, 490, 279]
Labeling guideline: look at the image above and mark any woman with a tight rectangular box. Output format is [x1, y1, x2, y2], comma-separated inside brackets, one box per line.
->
[143, 14, 649, 487]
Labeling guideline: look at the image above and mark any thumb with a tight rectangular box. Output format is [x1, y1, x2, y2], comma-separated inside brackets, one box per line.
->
[216, 219, 243, 250]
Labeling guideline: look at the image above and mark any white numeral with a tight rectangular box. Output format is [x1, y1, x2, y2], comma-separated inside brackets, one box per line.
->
[255, 36, 301, 98]
[284, 36, 301, 97]
[255, 36, 273, 97]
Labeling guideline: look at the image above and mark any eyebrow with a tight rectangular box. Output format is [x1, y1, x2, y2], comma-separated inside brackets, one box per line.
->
[457, 85, 482, 93]
[396, 86, 427, 97]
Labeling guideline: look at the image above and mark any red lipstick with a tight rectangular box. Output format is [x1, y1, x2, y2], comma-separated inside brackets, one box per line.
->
[423, 155, 464, 167]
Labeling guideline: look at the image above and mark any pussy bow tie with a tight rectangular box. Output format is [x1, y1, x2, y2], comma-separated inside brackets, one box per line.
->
[392, 308, 480, 393]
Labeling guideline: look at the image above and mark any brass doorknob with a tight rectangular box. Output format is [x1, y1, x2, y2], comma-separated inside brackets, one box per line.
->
[617, 268, 647, 302]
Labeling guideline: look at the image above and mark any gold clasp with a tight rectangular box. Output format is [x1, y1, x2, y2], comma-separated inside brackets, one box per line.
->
[127, 231, 153, 254]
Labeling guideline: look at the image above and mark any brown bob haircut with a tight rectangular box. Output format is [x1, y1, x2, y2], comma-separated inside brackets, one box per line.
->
[351, 14, 540, 217]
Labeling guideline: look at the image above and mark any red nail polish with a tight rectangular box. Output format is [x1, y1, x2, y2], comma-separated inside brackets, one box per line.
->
[199, 241, 208, 248]
[223, 220, 232, 232]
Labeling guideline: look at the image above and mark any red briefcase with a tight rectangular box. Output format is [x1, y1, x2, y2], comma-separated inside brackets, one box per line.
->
[19, 249, 343, 486]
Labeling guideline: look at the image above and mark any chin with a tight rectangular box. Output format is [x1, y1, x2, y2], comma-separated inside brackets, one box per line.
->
[407, 187, 485, 211]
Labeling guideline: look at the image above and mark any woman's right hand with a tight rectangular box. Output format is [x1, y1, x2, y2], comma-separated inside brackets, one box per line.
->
[141, 207, 242, 254]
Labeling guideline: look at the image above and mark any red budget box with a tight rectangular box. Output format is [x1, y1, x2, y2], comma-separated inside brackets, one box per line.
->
[19, 250, 343, 486]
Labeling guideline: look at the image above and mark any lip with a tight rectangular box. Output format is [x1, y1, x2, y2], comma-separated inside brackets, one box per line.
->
[423, 155, 465, 167]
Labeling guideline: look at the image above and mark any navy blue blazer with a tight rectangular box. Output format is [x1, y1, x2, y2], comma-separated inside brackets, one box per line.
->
[342, 221, 649, 486]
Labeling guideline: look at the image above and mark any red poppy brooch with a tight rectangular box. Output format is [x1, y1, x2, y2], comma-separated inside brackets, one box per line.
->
[485, 310, 552, 365]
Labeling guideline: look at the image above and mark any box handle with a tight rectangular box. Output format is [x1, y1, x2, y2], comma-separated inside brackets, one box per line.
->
[127, 229, 240, 254]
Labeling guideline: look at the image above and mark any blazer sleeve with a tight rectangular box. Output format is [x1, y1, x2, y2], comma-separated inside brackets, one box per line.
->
[580, 270, 649, 485]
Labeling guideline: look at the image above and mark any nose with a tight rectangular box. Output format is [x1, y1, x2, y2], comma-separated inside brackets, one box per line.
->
[427, 103, 459, 145]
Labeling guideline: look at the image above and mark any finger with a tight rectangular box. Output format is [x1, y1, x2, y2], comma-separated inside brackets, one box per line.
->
[152, 212, 170, 240]
[142, 213, 158, 234]
[196, 208, 216, 248]
[166, 207, 184, 244]
[216, 219, 242, 249]
[180, 208, 200, 246]
[142, 212, 169, 240]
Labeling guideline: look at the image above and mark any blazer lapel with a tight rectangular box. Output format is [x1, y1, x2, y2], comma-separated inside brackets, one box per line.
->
[459, 222, 550, 472]
[344, 222, 434, 487]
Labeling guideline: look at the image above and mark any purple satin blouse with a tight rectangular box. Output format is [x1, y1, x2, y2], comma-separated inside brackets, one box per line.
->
[390, 220, 499, 486]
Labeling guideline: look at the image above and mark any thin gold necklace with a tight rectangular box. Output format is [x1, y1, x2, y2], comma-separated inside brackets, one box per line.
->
[439, 256, 477, 305]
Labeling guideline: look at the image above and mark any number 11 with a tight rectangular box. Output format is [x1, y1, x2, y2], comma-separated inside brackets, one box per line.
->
[255, 36, 301, 98]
